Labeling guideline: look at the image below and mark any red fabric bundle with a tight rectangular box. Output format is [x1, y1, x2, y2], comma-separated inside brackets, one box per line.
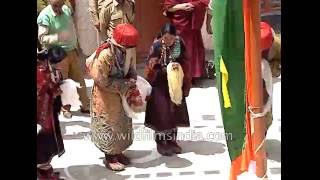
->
[126, 88, 143, 107]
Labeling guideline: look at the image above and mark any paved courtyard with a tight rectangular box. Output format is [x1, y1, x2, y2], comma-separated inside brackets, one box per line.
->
[51, 69, 281, 180]
[51, 13, 281, 180]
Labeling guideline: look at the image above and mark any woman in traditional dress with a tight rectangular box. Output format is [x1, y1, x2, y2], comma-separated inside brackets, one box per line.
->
[37, 46, 66, 180]
[86, 24, 140, 171]
[163, 0, 210, 82]
[144, 23, 191, 156]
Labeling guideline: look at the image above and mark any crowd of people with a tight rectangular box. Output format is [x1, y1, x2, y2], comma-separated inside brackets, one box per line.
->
[36, 0, 280, 179]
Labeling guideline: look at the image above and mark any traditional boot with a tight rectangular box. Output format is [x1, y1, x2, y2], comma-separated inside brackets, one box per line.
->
[117, 153, 131, 165]
[167, 129, 182, 154]
[103, 154, 125, 171]
[155, 132, 173, 156]
[38, 166, 61, 180]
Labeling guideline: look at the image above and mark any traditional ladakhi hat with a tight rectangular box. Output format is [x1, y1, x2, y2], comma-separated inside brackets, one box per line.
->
[112, 23, 139, 48]
[37, 45, 66, 64]
[47, 45, 67, 64]
[260, 21, 274, 51]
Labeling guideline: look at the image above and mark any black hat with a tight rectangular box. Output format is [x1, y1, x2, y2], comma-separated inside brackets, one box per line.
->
[47, 46, 67, 64]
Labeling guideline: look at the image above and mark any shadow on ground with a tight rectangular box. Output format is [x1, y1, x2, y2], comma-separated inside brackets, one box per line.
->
[266, 139, 281, 162]
[270, 167, 281, 175]
[70, 111, 91, 117]
[59, 121, 91, 140]
[179, 141, 226, 155]
[202, 114, 215, 121]
[55, 165, 127, 180]
[55, 163, 222, 179]
[120, 141, 225, 170]
[124, 150, 193, 169]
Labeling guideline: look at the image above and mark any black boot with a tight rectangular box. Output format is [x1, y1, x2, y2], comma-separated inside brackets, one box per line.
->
[167, 129, 182, 154]
[117, 153, 131, 165]
[155, 132, 174, 156]
[38, 165, 61, 180]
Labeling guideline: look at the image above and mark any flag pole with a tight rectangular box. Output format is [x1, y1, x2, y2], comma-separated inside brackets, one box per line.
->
[243, 0, 267, 178]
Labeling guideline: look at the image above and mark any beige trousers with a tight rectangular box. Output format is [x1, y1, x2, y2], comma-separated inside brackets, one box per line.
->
[55, 50, 90, 110]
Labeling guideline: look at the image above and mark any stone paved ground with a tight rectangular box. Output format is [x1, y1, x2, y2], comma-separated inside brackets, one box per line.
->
[52, 13, 281, 180]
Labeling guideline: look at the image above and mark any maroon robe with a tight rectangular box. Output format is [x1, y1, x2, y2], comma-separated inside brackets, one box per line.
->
[144, 37, 191, 132]
[37, 62, 65, 165]
[164, 0, 209, 78]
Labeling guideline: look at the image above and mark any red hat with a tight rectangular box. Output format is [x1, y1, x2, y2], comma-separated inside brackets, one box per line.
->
[260, 22, 273, 51]
[112, 24, 139, 48]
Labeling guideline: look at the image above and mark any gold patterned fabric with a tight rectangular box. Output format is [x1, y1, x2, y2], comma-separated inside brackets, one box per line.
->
[87, 47, 133, 154]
